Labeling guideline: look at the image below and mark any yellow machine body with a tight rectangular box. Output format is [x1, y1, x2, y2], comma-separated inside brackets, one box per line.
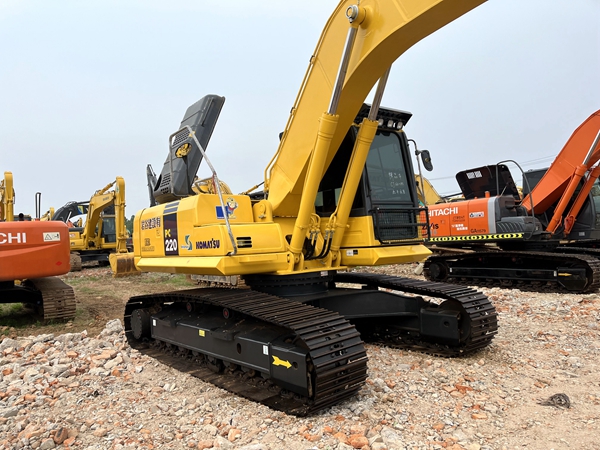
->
[134, 191, 430, 277]
[132, 0, 488, 278]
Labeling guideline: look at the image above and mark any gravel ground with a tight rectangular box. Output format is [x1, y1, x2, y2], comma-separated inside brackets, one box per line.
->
[1, 264, 599, 450]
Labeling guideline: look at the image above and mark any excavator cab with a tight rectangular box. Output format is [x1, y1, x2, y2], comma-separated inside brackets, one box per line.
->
[316, 104, 425, 244]
[523, 167, 600, 241]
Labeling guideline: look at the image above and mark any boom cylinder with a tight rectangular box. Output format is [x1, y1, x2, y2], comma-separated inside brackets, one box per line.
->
[289, 113, 339, 256]
[329, 118, 379, 252]
[288, 7, 362, 259]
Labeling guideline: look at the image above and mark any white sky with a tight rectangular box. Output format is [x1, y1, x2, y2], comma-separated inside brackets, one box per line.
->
[1, 0, 599, 216]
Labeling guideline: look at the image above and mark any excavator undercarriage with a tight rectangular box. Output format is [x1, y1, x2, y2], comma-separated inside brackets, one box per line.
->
[125, 271, 497, 415]
[424, 248, 600, 293]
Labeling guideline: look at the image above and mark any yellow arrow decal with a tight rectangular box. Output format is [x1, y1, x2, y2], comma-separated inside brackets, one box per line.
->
[272, 355, 292, 369]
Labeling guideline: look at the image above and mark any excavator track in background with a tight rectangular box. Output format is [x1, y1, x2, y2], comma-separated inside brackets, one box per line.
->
[332, 272, 498, 356]
[124, 288, 369, 416]
[24, 277, 76, 320]
[423, 250, 600, 293]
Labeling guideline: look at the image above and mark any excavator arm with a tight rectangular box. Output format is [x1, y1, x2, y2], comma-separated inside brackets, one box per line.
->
[521, 110, 600, 234]
[267, 0, 486, 217]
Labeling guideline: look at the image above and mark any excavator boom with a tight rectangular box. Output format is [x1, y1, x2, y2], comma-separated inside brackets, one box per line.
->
[0, 171, 15, 222]
[268, 0, 485, 216]
[521, 110, 600, 215]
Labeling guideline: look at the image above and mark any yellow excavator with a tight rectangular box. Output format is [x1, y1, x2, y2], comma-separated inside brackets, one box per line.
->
[53, 177, 135, 273]
[0, 172, 15, 222]
[119, 0, 497, 415]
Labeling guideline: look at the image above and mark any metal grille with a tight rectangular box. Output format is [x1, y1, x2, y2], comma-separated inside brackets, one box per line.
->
[171, 129, 190, 148]
[157, 172, 171, 194]
[236, 236, 253, 248]
[496, 221, 528, 233]
[372, 206, 429, 244]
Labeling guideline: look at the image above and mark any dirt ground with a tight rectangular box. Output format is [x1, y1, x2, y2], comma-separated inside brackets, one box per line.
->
[2, 264, 600, 449]
[0, 266, 195, 338]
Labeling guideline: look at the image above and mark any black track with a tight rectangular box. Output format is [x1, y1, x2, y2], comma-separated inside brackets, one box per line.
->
[423, 250, 600, 293]
[124, 273, 498, 414]
[333, 272, 498, 356]
[124, 287, 368, 416]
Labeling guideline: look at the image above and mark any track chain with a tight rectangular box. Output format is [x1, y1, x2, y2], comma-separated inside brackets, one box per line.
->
[25, 277, 76, 320]
[555, 247, 600, 291]
[333, 272, 498, 357]
[424, 250, 600, 293]
[124, 288, 368, 416]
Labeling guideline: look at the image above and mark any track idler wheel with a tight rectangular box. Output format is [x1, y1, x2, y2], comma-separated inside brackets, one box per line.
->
[438, 299, 471, 345]
[426, 261, 449, 281]
[131, 308, 152, 340]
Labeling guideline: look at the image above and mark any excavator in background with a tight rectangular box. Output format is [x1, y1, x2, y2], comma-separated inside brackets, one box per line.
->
[1, 172, 15, 222]
[39, 204, 55, 222]
[117, 0, 497, 415]
[415, 174, 448, 206]
[0, 173, 75, 320]
[424, 109, 600, 293]
[52, 177, 135, 274]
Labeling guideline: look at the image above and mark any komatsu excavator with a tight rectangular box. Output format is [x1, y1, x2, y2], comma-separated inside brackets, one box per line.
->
[424, 109, 600, 293]
[52, 177, 135, 274]
[119, 0, 498, 415]
[0, 173, 75, 320]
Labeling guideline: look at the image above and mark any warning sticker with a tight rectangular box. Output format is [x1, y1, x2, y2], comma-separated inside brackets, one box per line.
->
[43, 232, 61, 242]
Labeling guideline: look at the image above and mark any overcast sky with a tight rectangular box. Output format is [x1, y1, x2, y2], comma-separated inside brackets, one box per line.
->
[1, 0, 599, 217]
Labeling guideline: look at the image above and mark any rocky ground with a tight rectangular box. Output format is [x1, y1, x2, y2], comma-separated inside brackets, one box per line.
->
[1, 265, 599, 450]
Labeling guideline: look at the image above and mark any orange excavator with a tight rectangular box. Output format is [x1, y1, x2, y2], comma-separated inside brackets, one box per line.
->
[424, 109, 600, 292]
[0, 173, 76, 319]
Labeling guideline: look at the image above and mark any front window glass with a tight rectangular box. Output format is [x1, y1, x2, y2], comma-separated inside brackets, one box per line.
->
[366, 133, 411, 203]
[590, 180, 600, 227]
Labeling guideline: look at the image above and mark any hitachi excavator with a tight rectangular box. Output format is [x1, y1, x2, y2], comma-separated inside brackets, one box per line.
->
[52, 177, 136, 274]
[424, 109, 600, 293]
[0, 172, 75, 320]
[118, 0, 498, 415]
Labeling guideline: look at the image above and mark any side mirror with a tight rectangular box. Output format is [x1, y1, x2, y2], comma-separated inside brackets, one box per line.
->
[420, 150, 433, 171]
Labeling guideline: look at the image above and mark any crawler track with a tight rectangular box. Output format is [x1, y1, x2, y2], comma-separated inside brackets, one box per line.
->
[423, 250, 600, 293]
[125, 273, 498, 413]
[124, 288, 368, 416]
[25, 277, 76, 320]
[333, 272, 498, 356]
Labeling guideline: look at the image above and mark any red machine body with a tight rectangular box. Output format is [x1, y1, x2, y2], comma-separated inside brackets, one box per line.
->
[0, 221, 71, 282]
